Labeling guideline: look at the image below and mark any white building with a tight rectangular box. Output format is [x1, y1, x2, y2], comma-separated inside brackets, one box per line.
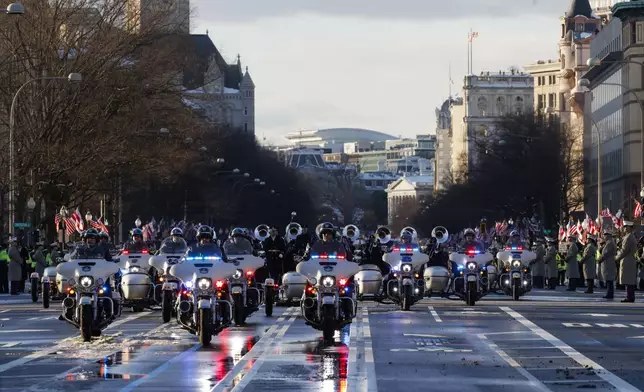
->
[182, 37, 256, 133]
[386, 175, 434, 226]
[286, 128, 396, 153]
[450, 72, 534, 178]
[435, 98, 454, 191]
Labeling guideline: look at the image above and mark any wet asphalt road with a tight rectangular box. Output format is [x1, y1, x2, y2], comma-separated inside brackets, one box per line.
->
[0, 287, 644, 392]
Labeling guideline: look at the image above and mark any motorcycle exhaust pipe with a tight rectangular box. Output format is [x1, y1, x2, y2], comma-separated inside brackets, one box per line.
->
[303, 297, 315, 309]
[63, 297, 75, 308]
[178, 301, 191, 313]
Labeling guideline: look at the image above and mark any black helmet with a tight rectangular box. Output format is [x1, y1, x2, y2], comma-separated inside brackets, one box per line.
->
[83, 228, 100, 240]
[99, 231, 109, 240]
[131, 228, 143, 238]
[318, 222, 335, 238]
[170, 227, 183, 237]
[197, 225, 215, 240]
[230, 227, 245, 238]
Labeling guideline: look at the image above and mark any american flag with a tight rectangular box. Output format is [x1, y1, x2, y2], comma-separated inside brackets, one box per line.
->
[558, 224, 565, 241]
[635, 201, 642, 219]
[71, 208, 84, 233]
[566, 219, 577, 237]
[90, 217, 109, 233]
[468, 31, 479, 42]
[601, 208, 612, 218]
[54, 214, 76, 236]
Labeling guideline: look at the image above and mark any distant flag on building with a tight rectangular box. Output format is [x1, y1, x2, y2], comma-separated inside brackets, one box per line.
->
[468, 31, 479, 42]
[635, 200, 642, 219]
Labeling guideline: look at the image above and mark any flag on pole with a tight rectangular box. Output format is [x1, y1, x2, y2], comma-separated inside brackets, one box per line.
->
[635, 200, 642, 219]
[71, 208, 84, 233]
[468, 31, 479, 42]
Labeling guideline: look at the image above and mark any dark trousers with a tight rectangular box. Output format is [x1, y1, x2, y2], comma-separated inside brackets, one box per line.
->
[19, 265, 26, 292]
[625, 285, 636, 302]
[533, 276, 544, 289]
[585, 279, 594, 293]
[567, 277, 578, 291]
[0, 263, 7, 293]
[605, 280, 614, 299]
[10, 280, 19, 295]
[639, 279, 644, 291]
[558, 270, 565, 286]
[548, 277, 557, 290]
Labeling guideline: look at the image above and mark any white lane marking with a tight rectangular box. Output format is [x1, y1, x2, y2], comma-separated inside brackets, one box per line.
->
[119, 345, 200, 392]
[363, 308, 376, 392]
[230, 315, 295, 391]
[210, 307, 297, 392]
[578, 313, 621, 317]
[403, 333, 445, 338]
[478, 334, 553, 392]
[0, 342, 20, 348]
[542, 380, 606, 384]
[483, 331, 533, 336]
[629, 336, 644, 339]
[0, 309, 151, 374]
[0, 329, 52, 333]
[0, 310, 10, 314]
[501, 306, 642, 392]
[443, 311, 500, 315]
[347, 309, 362, 391]
[428, 306, 442, 322]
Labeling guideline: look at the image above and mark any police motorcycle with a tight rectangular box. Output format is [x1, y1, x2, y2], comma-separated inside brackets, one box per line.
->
[423, 226, 452, 296]
[56, 246, 120, 341]
[449, 240, 493, 306]
[496, 243, 536, 300]
[41, 252, 66, 309]
[223, 229, 265, 325]
[354, 225, 386, 300]
[170, 238, 237, 346]
[116, 232, 154, 312]
[297, 223, 359, 342]
[259, 223, 308, 316]
[148, 231, 189, 322]
[383, 227, 427, 310]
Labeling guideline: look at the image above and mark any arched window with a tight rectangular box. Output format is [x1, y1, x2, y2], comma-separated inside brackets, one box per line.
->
[496, 97, 506, 115]
[515, 96, 524, 114]
[477, 96, 488, 115]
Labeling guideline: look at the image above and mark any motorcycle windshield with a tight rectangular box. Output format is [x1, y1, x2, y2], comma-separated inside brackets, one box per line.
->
[159, 238, 188, 254]
[186, 244, 223, 261]
[223, 238, 253, 255]
[69, 245, 105, 260]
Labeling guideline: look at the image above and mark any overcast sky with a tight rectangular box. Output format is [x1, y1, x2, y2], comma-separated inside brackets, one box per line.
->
[192, 0, 568, 144]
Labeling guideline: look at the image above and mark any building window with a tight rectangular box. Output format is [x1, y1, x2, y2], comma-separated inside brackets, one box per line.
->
[244, 106, 248, 116]
[548, 93, 555, 108]
[537, 94, 545, 110]
[576, 24, 583, 33]
[515, 96, 524, 114]
[496, 96, 506, 115]
[638, 23, 643, 43]
[244, 123, 248, 132]
[632, 22, 637, 44]
[477, 96, 488, 115]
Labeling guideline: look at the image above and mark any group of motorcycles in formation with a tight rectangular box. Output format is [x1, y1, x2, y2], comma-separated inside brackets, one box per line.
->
[30, 221, 539, 345]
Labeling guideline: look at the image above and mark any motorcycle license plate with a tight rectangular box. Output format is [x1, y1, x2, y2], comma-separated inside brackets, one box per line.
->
[231, 286, 243, 294]
[162, 282, 177, 290]
[467, 275, 477, 282]
[512, 272, 521, 278]
[322, 295, 335, 305]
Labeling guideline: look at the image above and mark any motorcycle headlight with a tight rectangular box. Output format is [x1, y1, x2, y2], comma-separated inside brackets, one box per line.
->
[79, 276, 94, 288]
[467, 262, 477, 271]
[309, 277, 317, 285]
[130, 266, 141, 273]
[512, 260, 521, 268]
[322, 276, 335, 288]
[401, 263, 413, 273]
[233, 269, 243, 279]
[197, 278, 212, 290]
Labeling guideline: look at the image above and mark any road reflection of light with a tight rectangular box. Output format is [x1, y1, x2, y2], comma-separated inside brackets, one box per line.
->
[229, 335, 246, 364]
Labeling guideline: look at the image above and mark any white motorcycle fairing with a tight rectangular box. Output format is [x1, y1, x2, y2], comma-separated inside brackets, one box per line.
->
[149, 254, 184, 276]
[383, 246, 427, 271]
[227, 254, 265, 275]
[449, 252, 494, 268]
[117, 252, 151, 270]
[57, 258, 120, 283]
[170, 260, 237, 286]
[297, 260, 360, 283]
[496, 250, 536, 266]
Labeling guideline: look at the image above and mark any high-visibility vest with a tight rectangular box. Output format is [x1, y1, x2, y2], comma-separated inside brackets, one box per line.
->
[0, 250, 8, 264]
[28, 255, 34, 268]
[45, 254, 53, 265]
[556, 253, 566, 271]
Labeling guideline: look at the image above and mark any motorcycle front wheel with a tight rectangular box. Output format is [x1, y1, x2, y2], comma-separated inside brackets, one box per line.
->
[265, 285, 274, 317]
[402, 285, 412, 311]
[80, 304, 93, 342]
[199, 308, 212, 346]
[31, 278, 39, 303]
[466, 281, 477, 306]
[162, 291, 172, 323]
[512, 279, 521, 300]
[233, 293, 245, 326]
[322, 304, 335, 342]
[42, 283, 50, 309]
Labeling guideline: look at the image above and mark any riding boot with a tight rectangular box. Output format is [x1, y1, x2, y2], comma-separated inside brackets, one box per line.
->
[584, 279, 594, 294]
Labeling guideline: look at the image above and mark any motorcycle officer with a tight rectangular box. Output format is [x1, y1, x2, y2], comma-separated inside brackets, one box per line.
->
[189, 226, 226, 260]
[73, 229, 109, 259]
[307, 223, 353, 260]
[505, 230, 525, 249]
[224, 228, 255, 255]
[159, 228, 188, 254]
[123, 228, 147, 253]
[460, 228, 483, 251]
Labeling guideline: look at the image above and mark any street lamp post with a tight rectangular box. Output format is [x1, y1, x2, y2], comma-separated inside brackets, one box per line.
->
[8, 73, 82, 233]
[85, 210, 93, 223]
[26, 196, 35, 246]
